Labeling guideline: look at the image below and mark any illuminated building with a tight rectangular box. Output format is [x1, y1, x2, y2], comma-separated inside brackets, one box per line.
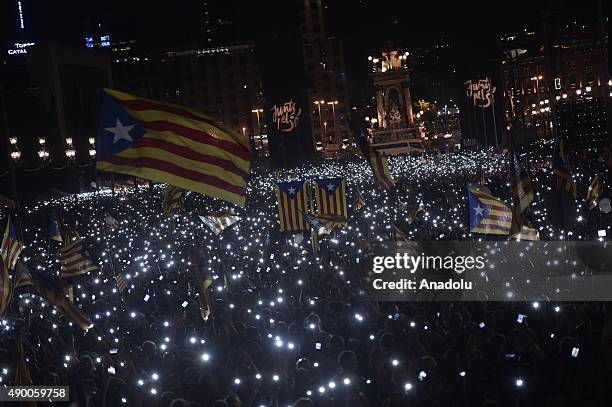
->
[499, 13, 608, 146]
[299, 0, 352, 159]
[112, 44, 268, 157]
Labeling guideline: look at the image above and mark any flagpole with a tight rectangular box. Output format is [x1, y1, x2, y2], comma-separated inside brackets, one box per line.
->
[308, 181, 318, 258]
[0, 85, 19, 212]
[0, 85, 23, 240]
[94, 168, 123, 303]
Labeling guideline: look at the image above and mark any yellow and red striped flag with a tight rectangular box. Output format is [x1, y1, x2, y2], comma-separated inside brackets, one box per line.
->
[96, 89, 251, 207]
[59, 227, 99, 278]
[115, 273, 128, 292]
[191, 249, 213, 321]
[62, 283, 75, 304]
[162, 185, 185, 218]
[1, 216, 22, 270]
[468, 188, 512, 235]
[314, 178, 348, 225]
[276, 180, 310, 232]
[0, 256, 11, 318]
[368, 149, 395, 189]
[509, 138, 534, 235]
[586, 174, 603, 210]
[14, 262, 93, 331]
[198, 211, 242, 235]
[512, 225, 540, 241]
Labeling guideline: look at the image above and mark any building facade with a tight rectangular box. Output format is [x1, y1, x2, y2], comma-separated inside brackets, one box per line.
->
[299, 0, 352, 158]
[112, 44, 268, 157]
[499, 20, 609, 146]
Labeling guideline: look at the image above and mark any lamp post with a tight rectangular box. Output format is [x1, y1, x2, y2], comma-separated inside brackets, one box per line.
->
[314, 100, 325, 138]
[251, 108, 264, 155]
[323, 121, 328, 142]
[531, 75, 545, 137]
[327, 100, 338, 144]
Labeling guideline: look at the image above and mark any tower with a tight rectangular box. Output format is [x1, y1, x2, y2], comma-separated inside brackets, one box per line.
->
[370, 50, 414, 131]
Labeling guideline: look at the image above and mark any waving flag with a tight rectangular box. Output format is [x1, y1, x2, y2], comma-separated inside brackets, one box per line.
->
[369, 149, 395, 189]
[59, 226, 99, 278]
[96, 89, 251, 207]
[469, 188, 512, 235]
[302, 211, 346, 236]
[513, 225, 540, 241]
[509, 138, 534, 235]
[552, 136, 576, 198]
[14, 262, 93, 331]
[586, 174, 603, 210]
[0, 256, 10, 318]
[49, 208, 63, 242]
[162, 185, 185, 218]
[1, 216, 22, 270]
[353, 189, 366, 210]
[199, 211, 242, 235]
[314, 178, 348, 224]
[115, 273, 128, 292]
[105, 212, 120, 231]
[394, 226, 409, 242]
[276, 180, 309, 232]
[191, 249, 213, 321]
[348, 119, 395, 190]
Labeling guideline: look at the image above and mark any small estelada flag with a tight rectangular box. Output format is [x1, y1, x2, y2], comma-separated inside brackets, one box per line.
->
[1, 215, 22, 270]
[469, 188, 512, 235]
[586, 174, 603, 210]
[115, 273, 128, 292]
[276, 180, 309, 232]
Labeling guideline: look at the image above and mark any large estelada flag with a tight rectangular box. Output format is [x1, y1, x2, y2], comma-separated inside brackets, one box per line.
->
[468, 188, 512, 235]
[96, 89, 251, 207]
[276, 180, 309, 232]
[314, 178, 348, 224]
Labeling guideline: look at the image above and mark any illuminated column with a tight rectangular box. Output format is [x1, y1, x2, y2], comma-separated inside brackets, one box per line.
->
[375, 88, 385, 128]
[403, 85, 414, 127]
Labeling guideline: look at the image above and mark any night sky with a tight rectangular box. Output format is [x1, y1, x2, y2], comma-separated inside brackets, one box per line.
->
[0, 0, 608, 85]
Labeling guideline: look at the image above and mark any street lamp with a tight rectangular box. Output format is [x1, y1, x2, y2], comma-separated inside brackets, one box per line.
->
[251, 108, 264, 155]
[314, 100, 325, 136]
[323, 121, 328, 142]
[327, 101, 338, 144]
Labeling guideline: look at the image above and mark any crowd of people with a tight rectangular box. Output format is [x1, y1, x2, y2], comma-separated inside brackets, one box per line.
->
[1, 143, 612, 406]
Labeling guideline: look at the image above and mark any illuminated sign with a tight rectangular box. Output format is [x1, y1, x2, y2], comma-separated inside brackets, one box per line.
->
[271, 99, 301, 132]
[85, 36, 93, 48]
[554, 77, 561, 90]
[465, 78, 496, 108]
[7, 42, 35, 55]
[100, 35, 110, 47]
